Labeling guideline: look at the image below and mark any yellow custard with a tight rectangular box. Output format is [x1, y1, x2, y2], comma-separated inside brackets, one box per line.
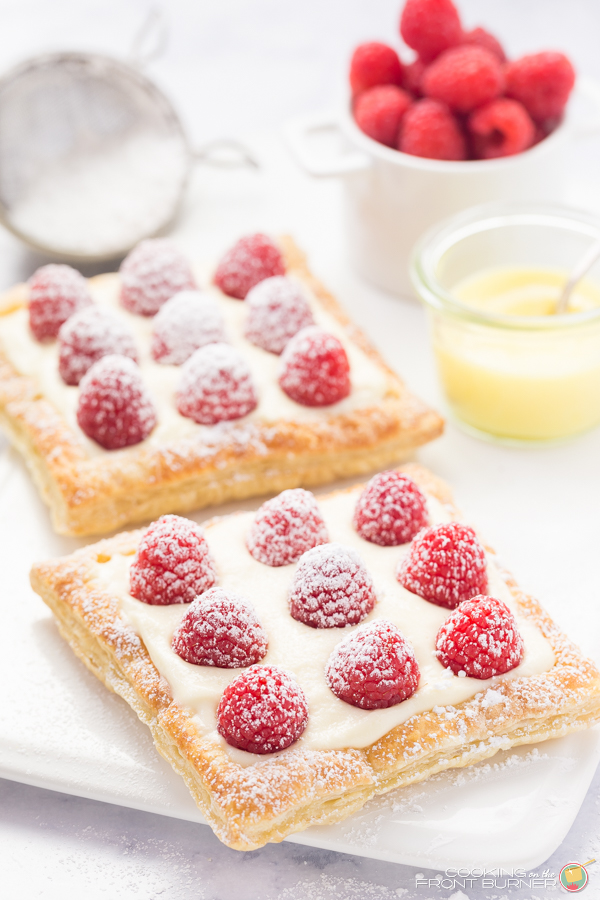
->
[431, 267, 600, 442]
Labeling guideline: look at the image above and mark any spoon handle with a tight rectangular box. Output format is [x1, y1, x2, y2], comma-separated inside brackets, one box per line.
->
[556, 237, 600, 313]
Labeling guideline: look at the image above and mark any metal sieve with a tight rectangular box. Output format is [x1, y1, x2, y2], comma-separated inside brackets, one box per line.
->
[0, 12, 256, 263]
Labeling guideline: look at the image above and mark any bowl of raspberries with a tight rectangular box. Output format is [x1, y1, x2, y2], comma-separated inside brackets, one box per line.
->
[286, 0, 598, 297]
[352, 0, 575, 161]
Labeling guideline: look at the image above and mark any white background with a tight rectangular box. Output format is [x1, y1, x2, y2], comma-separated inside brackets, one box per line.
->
[1, 1, 600, 898]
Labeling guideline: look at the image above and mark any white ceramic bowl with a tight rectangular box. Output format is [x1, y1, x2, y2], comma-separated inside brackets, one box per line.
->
[286, 79, 600, 297]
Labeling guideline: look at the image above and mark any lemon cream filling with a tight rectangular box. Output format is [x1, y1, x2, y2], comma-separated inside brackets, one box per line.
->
[91, 486, 555, 763]
[0, 270, 390, 457]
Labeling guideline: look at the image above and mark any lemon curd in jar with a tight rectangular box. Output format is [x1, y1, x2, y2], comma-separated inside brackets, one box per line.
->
[432, 267, 600, 442]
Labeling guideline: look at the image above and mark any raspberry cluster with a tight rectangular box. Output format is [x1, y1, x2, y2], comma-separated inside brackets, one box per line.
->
[126, 479, 529, 755]
[26, 232, 355, 451]
[350, 0, 575, 160]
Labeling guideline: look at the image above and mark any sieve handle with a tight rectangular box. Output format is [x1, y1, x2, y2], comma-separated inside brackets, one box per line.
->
[129, 7, 168, 69]
[193, 140, 260, 170]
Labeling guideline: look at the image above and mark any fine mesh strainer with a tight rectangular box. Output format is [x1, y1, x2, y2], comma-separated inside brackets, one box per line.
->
[0, 14, 256, 262]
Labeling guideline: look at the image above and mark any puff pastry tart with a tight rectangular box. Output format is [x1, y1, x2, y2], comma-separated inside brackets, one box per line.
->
[30, 464, 600, 850]
[0, 235, 442, 536]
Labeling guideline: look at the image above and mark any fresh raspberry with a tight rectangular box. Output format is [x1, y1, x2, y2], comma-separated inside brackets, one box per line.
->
[217, 665, 308, 754]
[151, 290, 227, 365]
[325, 620, 419, 709]
[398, 99, 467, 160]
[462, 27, 506, 63]
[403, 59, 426, 96]
[353, 471, 429, 546]
[354, 85, 412, 147]
[505, 52, 575, 123]
[244, 276, 314, 354]
[28, 264, 93, 341]
[279, 326, 350, 407]
[289, 543, 376, 629]
[422, 45, 504, 114]
[400, 0, 463, 64]
[397, 522, 488, 609]
[176, 343, 257, 425]
[76, 354, 157, 450]
[246, 488, 329, 567]
[171, 587, 267, 667]
[213, 234, 285, 300]
[130, 514, 217, 606]
[120, 239, 196, 316]
[349, 42, 404, 95]
[468, 98, 535, 159]
[58, 306, 138, 385]
[435, 595, 524, 679]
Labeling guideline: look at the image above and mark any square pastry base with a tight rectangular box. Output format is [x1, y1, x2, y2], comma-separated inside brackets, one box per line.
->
[24, 458, 600, 850]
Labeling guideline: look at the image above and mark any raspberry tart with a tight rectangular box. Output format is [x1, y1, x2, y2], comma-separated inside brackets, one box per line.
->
[0, 236, 442, 535]
[30, 464, 600, 850]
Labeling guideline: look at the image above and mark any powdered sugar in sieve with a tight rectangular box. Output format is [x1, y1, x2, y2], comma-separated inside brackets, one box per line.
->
[0, 51, 190, 261]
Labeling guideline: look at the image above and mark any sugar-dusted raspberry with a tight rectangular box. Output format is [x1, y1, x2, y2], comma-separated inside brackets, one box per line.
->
[354, 85, 412, 147]
[279, 326, 350, 407]
[397, 522, 488, 609]
[435, 595, 524, 679]
[403, 59, 426, 96]
[176, 343, 257, 425]
[244, 276, 314, 355]
[77, 354, 157, 450]
[28, 264, 93, 341]
[58, 306, 138, 385]
[353, 471, 429, 546]
[400, 0, 463, 64]
[171, 587, 267, 667]
[505, 52, 575, 123]
[462, 27, 506, 63]
[214, 234, 285, 300]
[422, 45, 504, 114]
[289, 543, 376, 629]
[247, 488, 328, 567]
[468, 98, 535, 159]
[326, 620, 419, 709]
[217, 665, 308, 754]
[120, 239, 196, 316]
[349, 42, 403, 95]
[398, 98, 467, 160]
[151, 290, 227, 365]
[130, 514, 217, 606]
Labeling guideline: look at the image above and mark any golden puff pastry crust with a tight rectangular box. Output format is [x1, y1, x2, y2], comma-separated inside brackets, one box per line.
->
[0, 238, 443, 536]
[29, 464, 600, 850]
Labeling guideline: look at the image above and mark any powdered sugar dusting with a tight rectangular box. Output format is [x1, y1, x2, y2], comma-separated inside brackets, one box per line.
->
[217, 665, 308, 754]
[76, 354, 157, 450]
[397, 523, 489, 609]
[130, 514, 217, 606]
[120, 239, 196, 316]
[326, 619, 420, 709]
[176, 342, 257, 425]
[246, 488, 329, 567]
[289, 542, 376, 628]
[436, 596, 525, 679]
[58, 305, 138, 385]
[244, 275, 314, 354]
[151, 290, 227, 365]
[354, 470, 430, 546]
[28, 263, 93, 341]
[171, 586, 268, 667]
[279, 326, 351, 407]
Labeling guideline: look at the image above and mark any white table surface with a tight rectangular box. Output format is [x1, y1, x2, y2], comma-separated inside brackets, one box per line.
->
[2, 1, 600, 898]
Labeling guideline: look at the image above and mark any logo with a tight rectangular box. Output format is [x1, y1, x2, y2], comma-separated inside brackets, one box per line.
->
[559, 859, 595, 892]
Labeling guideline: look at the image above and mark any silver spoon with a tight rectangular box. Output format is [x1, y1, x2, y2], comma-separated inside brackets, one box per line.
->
[555, 236, 600, 314]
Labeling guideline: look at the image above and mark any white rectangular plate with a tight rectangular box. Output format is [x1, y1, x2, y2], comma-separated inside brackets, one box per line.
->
[1, 436, 598, 871]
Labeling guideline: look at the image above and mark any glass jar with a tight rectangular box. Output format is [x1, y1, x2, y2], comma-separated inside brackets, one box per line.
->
[411, 203, 600, 444]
